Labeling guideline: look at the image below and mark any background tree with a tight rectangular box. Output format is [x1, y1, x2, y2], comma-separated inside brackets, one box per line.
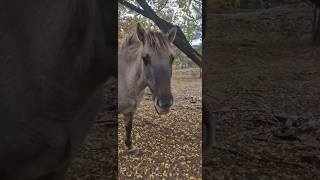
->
[119, 0, 202, 67]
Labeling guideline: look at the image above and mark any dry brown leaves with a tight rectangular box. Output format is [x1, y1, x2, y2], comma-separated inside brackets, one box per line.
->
[118, 69, 202, 179]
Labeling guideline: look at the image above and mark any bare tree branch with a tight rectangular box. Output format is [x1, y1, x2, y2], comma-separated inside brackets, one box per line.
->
[119, 0, 202, 67]
[118, 0, 147, 17]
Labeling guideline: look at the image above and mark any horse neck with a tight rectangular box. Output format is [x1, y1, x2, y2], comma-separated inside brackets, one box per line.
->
[122, 48, 147, 94]
[132, 54, 147, 94]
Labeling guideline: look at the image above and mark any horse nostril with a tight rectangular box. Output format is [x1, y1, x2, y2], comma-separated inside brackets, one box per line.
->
[157, 98, 173, 108]
[157, 99, 166, 108]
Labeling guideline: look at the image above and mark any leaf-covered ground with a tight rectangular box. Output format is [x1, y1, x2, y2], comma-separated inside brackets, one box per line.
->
[204, 4, 320, 180]
[65, 69, 201, 180]
[118, 69, 202, 179]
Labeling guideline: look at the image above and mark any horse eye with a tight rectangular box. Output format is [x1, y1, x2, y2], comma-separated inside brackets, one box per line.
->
[142, 54, 151, 66]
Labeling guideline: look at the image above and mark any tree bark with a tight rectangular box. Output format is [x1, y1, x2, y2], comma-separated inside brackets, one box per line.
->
[119, 0, 202, 67]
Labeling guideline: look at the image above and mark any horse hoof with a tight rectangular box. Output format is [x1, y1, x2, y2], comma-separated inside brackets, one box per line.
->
[128, 146, 140, 156]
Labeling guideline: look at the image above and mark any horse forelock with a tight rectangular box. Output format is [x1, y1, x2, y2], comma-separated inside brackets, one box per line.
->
[144, 31, 173, 55]
[120, 30, 173, 55]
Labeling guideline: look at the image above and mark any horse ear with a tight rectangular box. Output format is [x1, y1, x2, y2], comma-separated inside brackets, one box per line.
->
[166, 26, 177, 43]
[128, 34, 142, 49]
[136, 23, 146, 43]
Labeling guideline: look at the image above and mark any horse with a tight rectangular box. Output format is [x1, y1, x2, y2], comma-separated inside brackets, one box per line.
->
[0, 0, 117, 179]
[118, 24, 177, 155]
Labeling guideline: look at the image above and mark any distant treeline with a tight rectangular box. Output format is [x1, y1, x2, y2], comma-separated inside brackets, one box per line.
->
[172, 45, 201, 70]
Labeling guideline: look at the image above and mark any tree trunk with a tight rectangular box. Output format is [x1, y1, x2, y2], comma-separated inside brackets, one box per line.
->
[119, 0, 202, 67]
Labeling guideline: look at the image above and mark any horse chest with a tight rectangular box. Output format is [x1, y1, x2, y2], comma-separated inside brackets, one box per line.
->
[118, 86, 145, 114]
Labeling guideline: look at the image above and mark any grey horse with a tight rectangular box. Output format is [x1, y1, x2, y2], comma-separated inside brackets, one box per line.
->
[118, 24, 177, 155]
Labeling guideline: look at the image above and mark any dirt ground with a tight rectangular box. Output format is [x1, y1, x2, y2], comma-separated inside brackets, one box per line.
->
[204, 4, 320, 180]
[118, 69, 202, 179]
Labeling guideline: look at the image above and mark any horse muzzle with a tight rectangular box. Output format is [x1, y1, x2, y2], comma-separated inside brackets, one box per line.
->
[154, 96, 173, 115]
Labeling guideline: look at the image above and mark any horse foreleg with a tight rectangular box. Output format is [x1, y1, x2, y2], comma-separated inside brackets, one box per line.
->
[124, 112, 139, 155]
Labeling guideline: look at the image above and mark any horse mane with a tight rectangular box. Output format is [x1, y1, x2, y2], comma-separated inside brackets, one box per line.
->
[120, 29, 173, 54]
